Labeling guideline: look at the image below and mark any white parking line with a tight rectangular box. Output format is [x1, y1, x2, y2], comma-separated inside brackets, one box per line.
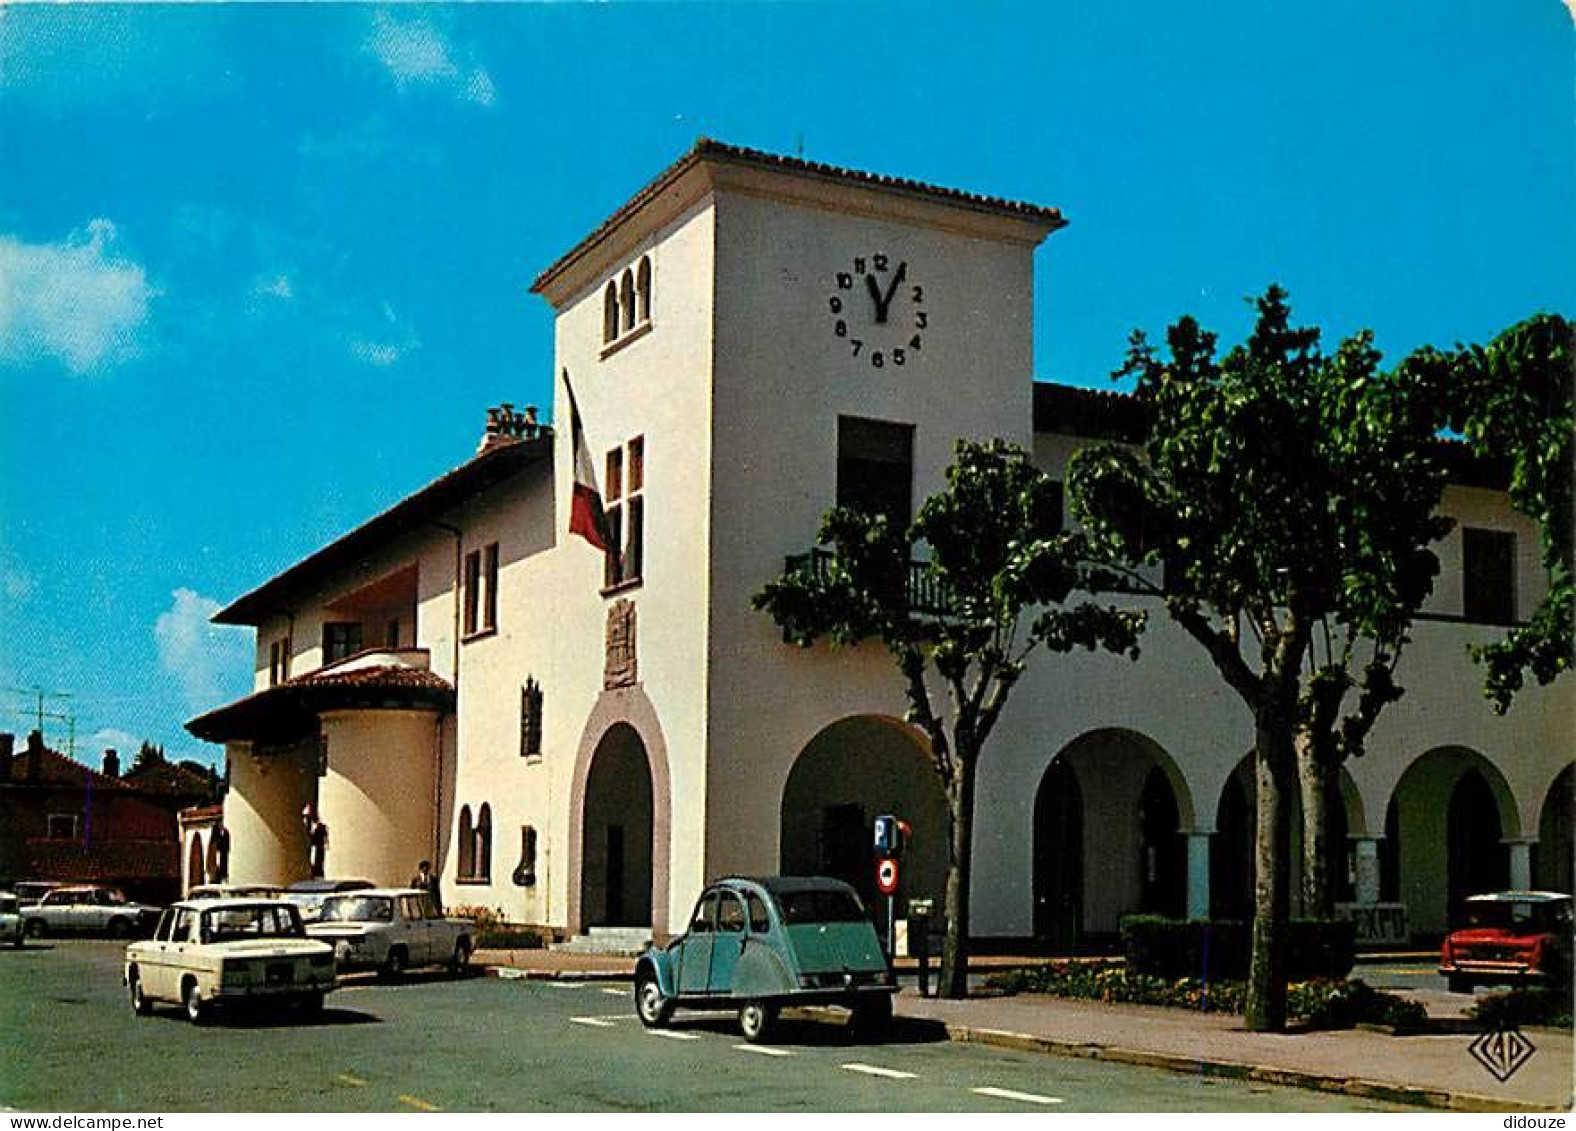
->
[569, 1016, 617, 1028]
[971, 1087, 1064, 1106]
[649, 1029, 702, 1041]
[548, 980, 590, 989]
[601, 987, 627, 996]
[733, 1043, 794, 1057]
[840, 1063, 917, 1080]
[493, 968, 529, 980]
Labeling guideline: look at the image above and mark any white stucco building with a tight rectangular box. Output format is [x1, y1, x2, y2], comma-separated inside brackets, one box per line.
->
[187, 141, 1573, 947]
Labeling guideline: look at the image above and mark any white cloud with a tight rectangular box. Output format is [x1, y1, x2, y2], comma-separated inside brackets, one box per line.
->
[348, 301, 420, 368]
[89, 728, 139, 757]
[154, 588, 248, 712]
[0, 219, 155, 374]
[363, 11, 495, 106]
[252, 273, 294, 301]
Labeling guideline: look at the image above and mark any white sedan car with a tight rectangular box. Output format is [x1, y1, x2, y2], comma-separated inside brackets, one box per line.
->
[0, 893, 23, 948]
[124, 899, 338, 1023]
[307, 889, 473, 977]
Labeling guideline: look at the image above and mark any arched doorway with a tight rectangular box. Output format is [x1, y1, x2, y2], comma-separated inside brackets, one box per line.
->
[1035, 730, 1192, 943]
[1388, 746, 1518, 936]
[1033, 759, 1083, 949]
[1212, 769, 1253, 921]
[1538, 765, 1574, 893]
[186, 834, 206, 893]
[780, 717, 946, 921]
[580, 723, 654, 928]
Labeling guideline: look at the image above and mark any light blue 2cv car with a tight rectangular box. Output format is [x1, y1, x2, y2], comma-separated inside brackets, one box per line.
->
[633, 876, 896, 1043]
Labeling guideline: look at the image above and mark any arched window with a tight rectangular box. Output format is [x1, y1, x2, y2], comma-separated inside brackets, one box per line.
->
[474, 803, 493, 882]
[635, 256, 652, 325]
[619, 268, 636, 333]
[603, 282, 619, 344]
[458, 805, 475, 880]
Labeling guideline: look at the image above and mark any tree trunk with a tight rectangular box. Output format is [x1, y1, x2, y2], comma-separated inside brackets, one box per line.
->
[1246, 712, 1294, 1032]
[1297, 738, 1337, 920]
[938, 756, 977, 999]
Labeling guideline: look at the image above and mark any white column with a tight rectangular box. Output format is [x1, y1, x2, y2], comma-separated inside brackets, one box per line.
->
[1351, 836, 1382, 905]
[1185, 832, 1211, 920]
[1505, 839, 1535, 891]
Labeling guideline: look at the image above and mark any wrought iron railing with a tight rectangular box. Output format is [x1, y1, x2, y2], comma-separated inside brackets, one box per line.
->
[784, 548, 955, 616]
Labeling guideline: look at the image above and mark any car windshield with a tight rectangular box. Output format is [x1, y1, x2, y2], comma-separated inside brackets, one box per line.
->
[319, 896, 393, 922]
[775, 889, 866, 924]
[1467, 900, 1571, 932]
[200, 904, 303, 942]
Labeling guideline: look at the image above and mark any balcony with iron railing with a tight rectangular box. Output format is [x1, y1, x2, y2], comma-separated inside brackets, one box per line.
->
[782, 548, 955, 616]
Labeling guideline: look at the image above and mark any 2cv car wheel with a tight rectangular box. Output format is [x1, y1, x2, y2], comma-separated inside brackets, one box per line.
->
[738, 1000, 777, 1044]
[634, 973, 673, 1028]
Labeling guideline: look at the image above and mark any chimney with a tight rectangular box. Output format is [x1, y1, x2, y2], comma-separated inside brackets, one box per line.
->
[102, 749, 120, 778]
[0, 733, 12, 781]
[25, 730, 44, 782]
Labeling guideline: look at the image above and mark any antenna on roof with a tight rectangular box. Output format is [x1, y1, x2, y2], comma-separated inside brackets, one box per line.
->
[795, 132, 804, 158]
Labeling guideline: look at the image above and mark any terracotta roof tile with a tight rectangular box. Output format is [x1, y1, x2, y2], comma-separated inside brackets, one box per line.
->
[26, 838, 179, 882]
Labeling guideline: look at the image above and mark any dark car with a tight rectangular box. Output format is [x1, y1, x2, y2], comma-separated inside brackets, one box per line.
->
[1439, 891, 1573, 992]
[633, 876, 896, 1043]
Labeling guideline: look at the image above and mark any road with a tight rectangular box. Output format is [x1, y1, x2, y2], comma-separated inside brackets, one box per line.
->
[0, 940, 1415, 1112]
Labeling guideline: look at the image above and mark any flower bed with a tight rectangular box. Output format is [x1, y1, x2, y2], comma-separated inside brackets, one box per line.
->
[449, 905, 552, 950]
[985, 961, 1426, 1031]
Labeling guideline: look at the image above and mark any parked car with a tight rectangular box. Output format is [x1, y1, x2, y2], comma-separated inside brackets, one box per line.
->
[306, 888, 473, 977]
[633, 876, 896, 1043]
[1439, 891, 1573, 992]
[123, 898, 338, 1023]
[0, 893, 24, 947]
[13, 881, 59, 905]
[22, 885, 160, 938]
[280, 878, 375, 923]
[187, 884, 283, 901]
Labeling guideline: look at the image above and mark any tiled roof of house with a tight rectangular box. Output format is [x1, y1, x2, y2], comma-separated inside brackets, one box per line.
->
[26, 838, 179, 882]
[531, 138, 1068, 296]
[4, 746, 127, 791]
[215, 431, 552, 626]
[186, 663, 456, 745]
[180, 803, 225, 822]
[119, 760, 213, 797]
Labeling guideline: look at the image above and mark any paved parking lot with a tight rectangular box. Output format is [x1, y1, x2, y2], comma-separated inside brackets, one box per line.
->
[0, 940, 1414, 1112]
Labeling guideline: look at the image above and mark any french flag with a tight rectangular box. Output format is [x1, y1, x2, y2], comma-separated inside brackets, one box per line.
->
[564, 371, 611, 551]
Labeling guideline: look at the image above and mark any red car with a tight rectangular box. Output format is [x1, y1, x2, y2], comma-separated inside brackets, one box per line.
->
[1439, 891, 1573, 993]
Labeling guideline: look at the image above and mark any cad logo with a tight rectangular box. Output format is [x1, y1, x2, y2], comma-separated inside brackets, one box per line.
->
[1469, 1026, 1537, 1083]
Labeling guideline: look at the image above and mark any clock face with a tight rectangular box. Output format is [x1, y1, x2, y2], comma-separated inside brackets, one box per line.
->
[826, 252, 927, 369]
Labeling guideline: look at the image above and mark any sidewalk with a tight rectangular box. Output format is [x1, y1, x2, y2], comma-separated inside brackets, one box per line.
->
[475, 948, 1573, 1112]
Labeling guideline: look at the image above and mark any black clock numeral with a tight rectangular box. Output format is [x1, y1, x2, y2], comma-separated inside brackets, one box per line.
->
[911, 285, 924, 303]
[835, 319, 847, 338]
[873, 253, 889, 272]
[893, 348, 906, 366]
[850, 339, 863, 356]
[915, 311, 928, 329]
[853, 258, 866, 275]
[910, 334, 923, 351]
[871, 351, 885, 368]
[829, 296, 842, 314]
[837, 273, 853, 290]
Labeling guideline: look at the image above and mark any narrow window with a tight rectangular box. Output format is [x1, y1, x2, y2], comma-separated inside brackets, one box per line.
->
[635, 256, 652, 324]
[516, 826, 538, 887]
[520, 677, 543, 758]
[463, 549, 482, 636]
[483, 542, 500, 632]
[1463, 528, 1516, 623]
[605, 447, 625, 589]
[475, 803, 493, 882]
[384, 619, 400, 649]
[619, 268, 635, 332]
[836, 416, 914, 528]
[458, 805, 475, 880]
[603, 282, 620, 343]
[323, 622, 363, 664]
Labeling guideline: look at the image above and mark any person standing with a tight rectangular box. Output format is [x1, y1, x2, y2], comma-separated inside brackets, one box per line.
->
[410, 859, 443, 915]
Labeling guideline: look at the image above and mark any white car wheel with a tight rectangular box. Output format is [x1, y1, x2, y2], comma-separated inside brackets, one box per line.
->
[183, 981, 208, 1025]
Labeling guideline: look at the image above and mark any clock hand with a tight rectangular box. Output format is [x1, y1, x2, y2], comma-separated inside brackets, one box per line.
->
[878, 262, 908, 316]
[864, 272, 889, 323]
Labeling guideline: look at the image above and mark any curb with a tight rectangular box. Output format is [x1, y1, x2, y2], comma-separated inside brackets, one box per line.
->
[934, 1021, 1567, 1113]
[484, 965, 630, 983]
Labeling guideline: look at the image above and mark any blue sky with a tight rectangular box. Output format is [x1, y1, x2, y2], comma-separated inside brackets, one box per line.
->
[1, 2, 1572, 768]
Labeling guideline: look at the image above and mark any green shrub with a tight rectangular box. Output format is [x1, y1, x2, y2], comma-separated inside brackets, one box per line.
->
[985, 961, 1417, 1030]
[1471, 988, 1574, 1030]
[1120, 916, 1355, 981]
[449, 905, 551, 949]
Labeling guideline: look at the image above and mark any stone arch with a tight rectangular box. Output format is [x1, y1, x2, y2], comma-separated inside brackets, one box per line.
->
[1387, 745, 1521, 935]
[567, 685, 672, 936]
[1537, 764, 1574, 893]
[1036, 728, 1194, 938]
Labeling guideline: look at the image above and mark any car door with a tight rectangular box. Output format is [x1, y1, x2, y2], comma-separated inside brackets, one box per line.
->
[706, 892, 748, 995]
[401, 896, 431, 964]
[156, 909, 199, 1000]
[141, 910, 176, 1000]
[676, 891, 718, 996]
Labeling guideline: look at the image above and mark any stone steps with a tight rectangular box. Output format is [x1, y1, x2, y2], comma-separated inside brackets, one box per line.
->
[554, 926, 652, 956]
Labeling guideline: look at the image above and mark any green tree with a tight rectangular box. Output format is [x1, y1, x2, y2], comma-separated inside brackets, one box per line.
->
[1068, 287, 1451, 1029]
[133, 740, 166, 772]
[1441, 314, 1574, 712]
[754, 440, 1145, 998]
